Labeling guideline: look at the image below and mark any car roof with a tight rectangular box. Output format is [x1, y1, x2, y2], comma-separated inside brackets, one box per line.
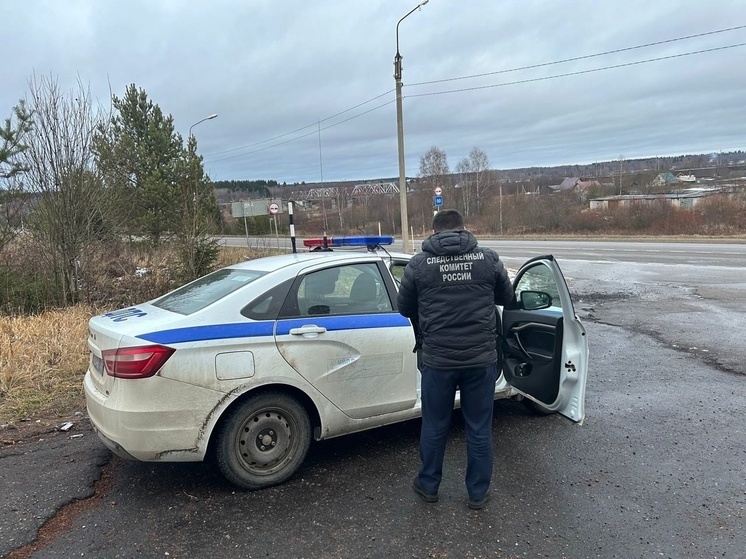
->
[225, 250, 410, 273]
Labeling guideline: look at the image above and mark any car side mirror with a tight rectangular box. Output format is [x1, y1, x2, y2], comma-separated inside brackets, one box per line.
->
[519, 290, 552, 310]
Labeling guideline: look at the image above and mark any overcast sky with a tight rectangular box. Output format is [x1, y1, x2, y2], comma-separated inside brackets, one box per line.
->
[3, 1, 745, 184]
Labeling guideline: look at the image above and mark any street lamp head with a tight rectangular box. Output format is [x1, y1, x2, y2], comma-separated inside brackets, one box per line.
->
[189, 113, 219, 137]
[396, 0, 430, 59]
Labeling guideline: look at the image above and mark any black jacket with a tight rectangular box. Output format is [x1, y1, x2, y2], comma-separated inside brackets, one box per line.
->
[396, 230, 514, 369]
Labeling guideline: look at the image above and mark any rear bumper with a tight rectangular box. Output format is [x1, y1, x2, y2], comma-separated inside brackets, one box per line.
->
[84, 371, 224, 462]
[91, 424, 138, 460]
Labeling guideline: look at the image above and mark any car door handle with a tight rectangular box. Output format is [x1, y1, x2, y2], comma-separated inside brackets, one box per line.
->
[511, 322, 555, 333]
[506, 331, 533, 361]
[289, 325, 327, 336]
[508, 324, 554, 361]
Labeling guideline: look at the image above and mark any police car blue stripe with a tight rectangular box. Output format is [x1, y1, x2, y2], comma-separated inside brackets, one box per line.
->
[138, 313, 410, 344]
[276, 313, 410, 335]
[139, 322, 275, 344]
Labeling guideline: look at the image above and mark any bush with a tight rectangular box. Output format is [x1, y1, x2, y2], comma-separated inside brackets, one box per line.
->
[77, 241, 182, 310]
[566, 210, 607, 233]
[0, 235, 59, 314]
[696, 196, 746, 233]
[650, 207, 703, 235]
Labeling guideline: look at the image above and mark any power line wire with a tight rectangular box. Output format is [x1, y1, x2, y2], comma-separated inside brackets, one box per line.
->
[207, 100, 395, 163]
[409, 24, 746, 87]
[206, 26, 746, 165]
[407, 43, 746, 97]
[204, 89, 394, 157]
[407, 43, 746, 98]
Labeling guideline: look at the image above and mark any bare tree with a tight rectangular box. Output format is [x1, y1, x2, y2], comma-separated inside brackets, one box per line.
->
[455, 157, 471, 216]
[455, 147, 491, 216]
[331, 186, 347, 232]
[19, 74, 108, 305]
[409, 189, 438, 235]
[468, 147, 490, 215]
[418, 146, 450, 224]
[419, 146, 450, 194]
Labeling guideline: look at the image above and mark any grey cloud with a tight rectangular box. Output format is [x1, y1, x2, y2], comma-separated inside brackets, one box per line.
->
[2, 0, 744, 184]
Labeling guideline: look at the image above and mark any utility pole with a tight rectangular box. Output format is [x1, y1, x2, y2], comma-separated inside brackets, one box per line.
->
[318, 119, 328, 232]
[394, 0, 429, 253]
[499, 180, 504, 235]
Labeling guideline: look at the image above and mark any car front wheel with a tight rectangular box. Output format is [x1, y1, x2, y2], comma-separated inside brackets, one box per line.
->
[215, 392, 311, 490]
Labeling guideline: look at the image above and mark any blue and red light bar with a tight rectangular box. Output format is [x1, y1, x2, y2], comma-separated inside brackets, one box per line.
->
[303, 235, 394, 248]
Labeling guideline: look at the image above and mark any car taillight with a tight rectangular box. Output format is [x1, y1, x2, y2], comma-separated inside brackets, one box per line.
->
[102, 345, 175, 379]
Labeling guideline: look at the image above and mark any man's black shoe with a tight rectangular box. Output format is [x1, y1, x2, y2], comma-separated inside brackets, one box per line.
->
[412, 477, 438, 503]
[468, 492, 490, 510]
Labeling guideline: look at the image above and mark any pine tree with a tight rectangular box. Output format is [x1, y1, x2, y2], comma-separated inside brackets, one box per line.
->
[94, 84, 185, 245]
[1, 101, 34, 251]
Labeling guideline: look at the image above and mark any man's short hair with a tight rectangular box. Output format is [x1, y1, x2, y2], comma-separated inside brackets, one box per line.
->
[432, 209, 464, 232]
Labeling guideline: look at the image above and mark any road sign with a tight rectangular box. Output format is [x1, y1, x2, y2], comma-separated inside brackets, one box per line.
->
[268, 202, 280, 215]
[231, 198, 280, 217]
[434, 195, 443, 207]
[434, 187, 442, 195]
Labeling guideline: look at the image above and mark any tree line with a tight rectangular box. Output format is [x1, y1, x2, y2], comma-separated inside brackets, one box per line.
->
[1, 76, 219, 313]
[213, 179, 277, 197]
[253, 144, 745, 240]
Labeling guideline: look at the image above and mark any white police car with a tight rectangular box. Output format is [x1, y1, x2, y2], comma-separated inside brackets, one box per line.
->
[84, 236, 588, 490]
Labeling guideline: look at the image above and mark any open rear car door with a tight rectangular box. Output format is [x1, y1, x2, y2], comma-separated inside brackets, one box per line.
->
[501, 255, 588, 423]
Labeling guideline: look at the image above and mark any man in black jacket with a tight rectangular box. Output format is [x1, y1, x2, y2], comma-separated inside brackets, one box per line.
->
[397, 209, 514, 509]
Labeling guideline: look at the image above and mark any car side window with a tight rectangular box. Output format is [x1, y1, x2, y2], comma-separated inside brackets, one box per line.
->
[514, 263, 562, 310]
[389, 261, 407, 286]
[241, 278, 294, 320]
[281, 263, 393, 318]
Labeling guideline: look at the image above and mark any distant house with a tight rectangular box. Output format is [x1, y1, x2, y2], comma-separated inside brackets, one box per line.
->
[650, 172, 679, 188]
[549, 177, 581, 192]
[548, 177, 600, 193]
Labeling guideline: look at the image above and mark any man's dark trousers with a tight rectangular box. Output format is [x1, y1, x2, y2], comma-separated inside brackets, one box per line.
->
[417, 363, 499, 501]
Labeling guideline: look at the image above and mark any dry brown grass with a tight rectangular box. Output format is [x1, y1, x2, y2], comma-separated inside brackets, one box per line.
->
[0, 247, 277, 426]
[0, 306, 92, 424]
[214, 246, 267, 267]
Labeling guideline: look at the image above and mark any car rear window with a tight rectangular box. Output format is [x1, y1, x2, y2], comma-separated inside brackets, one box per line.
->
[153, 269, 266, 315]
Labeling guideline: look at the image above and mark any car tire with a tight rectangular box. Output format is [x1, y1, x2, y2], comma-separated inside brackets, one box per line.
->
[215, 392, 311, 490]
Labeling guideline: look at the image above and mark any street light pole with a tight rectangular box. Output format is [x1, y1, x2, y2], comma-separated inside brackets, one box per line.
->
[186, 113, 218, 278]
[395, 0, 428, 254]
[188, 113, 219, 198]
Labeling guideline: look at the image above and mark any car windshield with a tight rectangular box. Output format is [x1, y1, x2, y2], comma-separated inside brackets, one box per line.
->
[153, 268, 267, 315]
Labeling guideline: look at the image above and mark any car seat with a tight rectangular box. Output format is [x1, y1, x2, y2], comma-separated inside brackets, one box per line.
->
[303, 268, 339, 315]
[349, 273, 379, 313]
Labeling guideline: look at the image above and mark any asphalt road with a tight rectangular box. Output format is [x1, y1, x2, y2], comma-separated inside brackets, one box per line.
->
[223, 235, 746, 267]
[491, 239, 746, 376]
[1, 240, 744, 559]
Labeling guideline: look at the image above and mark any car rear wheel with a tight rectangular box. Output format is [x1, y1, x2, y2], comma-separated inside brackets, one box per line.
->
[215, 392, 311, 490]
